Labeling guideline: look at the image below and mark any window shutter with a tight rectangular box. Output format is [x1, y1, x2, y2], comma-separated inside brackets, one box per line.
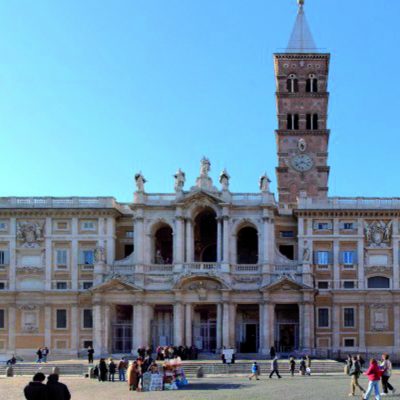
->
[78, 251, 84, 265]
[352, 222, 358, 230]
[327, 222, 333, 230]
[339, 251, 344, 264]
[313, 222, 319, 230]
[328, 251, 333, 265]
[313, 251, 318, 264]
[3, 250, 9, 265]
[339, 222, 345, 230]
[353, 251, 358, 264]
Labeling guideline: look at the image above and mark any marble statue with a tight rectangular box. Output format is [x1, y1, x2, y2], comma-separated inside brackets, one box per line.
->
[174, 168, 186, 192]
[200, 157, 211, 177]
[135, 172, 146, 192]
[219, 169, 230, 191]
[94, 246, 106, 263]
[259, 173, 271, 192]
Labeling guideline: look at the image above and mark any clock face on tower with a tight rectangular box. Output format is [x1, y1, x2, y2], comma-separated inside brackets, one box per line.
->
[291, 154, 314, 172]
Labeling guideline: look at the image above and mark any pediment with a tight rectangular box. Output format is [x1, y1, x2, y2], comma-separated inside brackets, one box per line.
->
[90, 278, 143, 293]
[181, 189, 223, 206]
[261, 276, 310, 292]
[173, 273, 231, 290]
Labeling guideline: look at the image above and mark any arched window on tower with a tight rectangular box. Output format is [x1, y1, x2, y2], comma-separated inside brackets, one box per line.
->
[306, 114, 319, 130]
[306, 74, 318, 93]
[286, 74, 299, 93]
[287, 114, 299, 130]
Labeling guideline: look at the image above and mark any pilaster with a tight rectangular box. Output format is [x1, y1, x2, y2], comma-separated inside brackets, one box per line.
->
[71, 217, 79, 291]
[8, 305, 16, 352]
[45, 217, 52, 291]
[173, 302, 184, 346]
[9, 217, 16, 291]
[185, 303, 192, 347]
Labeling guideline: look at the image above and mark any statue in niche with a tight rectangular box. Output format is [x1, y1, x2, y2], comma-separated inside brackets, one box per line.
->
[155, 249, 164, 264]
[134, 172, 147, 192]
[17, 221, 44, 247]
[200, 157, 211, 177]
[94, 246, 106, 263]
[219, 169, 230, 191]
[174, 168, 186, 192]
[302, 241, 311, 263]
[259, 173, 271, 192]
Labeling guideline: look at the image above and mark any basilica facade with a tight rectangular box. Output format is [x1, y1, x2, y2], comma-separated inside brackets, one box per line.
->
[1, 1, 399, 359]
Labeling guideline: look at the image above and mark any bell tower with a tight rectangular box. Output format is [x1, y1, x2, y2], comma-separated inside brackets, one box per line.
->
[274, 0, 330, 205]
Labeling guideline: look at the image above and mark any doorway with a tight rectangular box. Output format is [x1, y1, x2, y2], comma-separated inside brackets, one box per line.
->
[275, 304, 299, 353]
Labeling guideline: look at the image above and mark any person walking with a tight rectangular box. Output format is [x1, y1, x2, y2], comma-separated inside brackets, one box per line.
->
[46, 374, 71, 400]
[24, 372, 48, 400]
[127, 361, 139, 391]
[289, 357, 296, 377]
[42, 347, 49, 363]
[348, 355, 365, 397]
[299, 357, 306, 376]
[363, 358, 383, 400]
[248, 362, 260, 380]
[345, 354, 353, 376]
[108, 359, 116, 382]
[306, 355, 312, 376]
[98, 358, 108, 382]
[118, 358, 127, 381]
[269, 357, 281, 379]
[87, 346, 95, 364]
[36, 348, 43, 363]
[380, 353, 396, 396]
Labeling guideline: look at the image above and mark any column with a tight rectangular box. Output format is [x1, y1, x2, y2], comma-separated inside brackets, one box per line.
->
[268, 303, 275, 350]
[185, 303, 192, 347]
[298, 217, 305, 260]
[229, 303, 236, 348]
[174, 216, 184, 264]
[394, 304, 400, 350]
[216, 303, 222, 350]
[173, 302, 184, 346]
[299, 303, 304, 348]
[103, 305, 110, 353]
[8, 305, 16, 352]
[222, 216, 229, 263]
[392, 230, 399, 289]
[357, 218, 365, 289]
[71, 217, 79, 291]
[8, 217, 17, 291]
[303, 303, 311, 348]
[106, 217, 116, 264]
[93, 303, 102, 354]
[133, 303, 144, 350]
[71, 304, 79, 355]
[333, 238, 340, 289]
[332, 304, 340, 351]
[142, 304, 153, 347]
[222, 302, 230, 348]
[44, 305, 51, 349]
[45, 217, 52, 291]
[133, 211, 144, 264]
[217, 219, 222, 262]
[358, 304, 366, 350]
[259, 303, 264, 353]
[262, 216, 269, 263]
[185, 219, 193, 263]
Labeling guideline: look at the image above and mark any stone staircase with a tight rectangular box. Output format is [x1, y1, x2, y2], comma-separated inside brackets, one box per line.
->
[0, 360, 344, 376]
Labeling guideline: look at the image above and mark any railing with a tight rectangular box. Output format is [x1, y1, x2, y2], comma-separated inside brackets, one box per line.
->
[274, 264, 300, 273]
[112, 265, 136, 274]
[79, 264, 94, 271]
[144, 194, 177, 205]
[298, 196, 400, 210]
[231, 264, 260, 273]
[183, 262, 221, 272]
[144, 264, 174, 273]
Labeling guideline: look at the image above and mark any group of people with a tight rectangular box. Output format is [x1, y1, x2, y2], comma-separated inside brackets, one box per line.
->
[154, 345, 198, 360]
[345, 353, 396, 399]
[24, 373, 70, 400]
[94, 357, 129, 382]
[35, 347, 50, 363]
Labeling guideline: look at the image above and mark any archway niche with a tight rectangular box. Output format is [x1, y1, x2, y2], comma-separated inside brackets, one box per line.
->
[154, 224, 173, 264]
[237, 226, 258, 264]
[194, 208, 217, 262]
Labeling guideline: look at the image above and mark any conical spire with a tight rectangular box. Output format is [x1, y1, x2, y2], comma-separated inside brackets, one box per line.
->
[286, 0, 317, 53]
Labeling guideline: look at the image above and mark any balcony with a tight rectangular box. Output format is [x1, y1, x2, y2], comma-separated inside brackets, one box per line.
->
[274, 263, 300, 273]
[111, 265, 136, 275]
[144, 264, 174, 274]
[183, 262, 221, 272]
[79, 264, 94, 271]
[231, 264, 260, 274]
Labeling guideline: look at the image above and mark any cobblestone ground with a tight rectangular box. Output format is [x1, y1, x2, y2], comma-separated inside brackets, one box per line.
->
[2, 373, 400, 400]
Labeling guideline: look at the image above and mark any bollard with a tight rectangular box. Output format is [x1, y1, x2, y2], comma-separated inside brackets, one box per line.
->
[52, 366, 60, 375]
[196, 366, 204, 378]
[5, 366, 14, 377]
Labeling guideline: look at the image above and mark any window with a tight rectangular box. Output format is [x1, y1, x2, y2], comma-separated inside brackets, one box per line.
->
[306, 114, 319, 130]
[56, 249, 68, 268]
[83, 309, 93, 329]
[286, 75, 299, 93]
[344, 308, 355, 327]
[0, 309, 4, 328]
[0, 250, 9, 266]
[318, 308, 329, 328]
[343, 338, 355, 347]
[280, 231, 294, 238]
[306, 75, 318, 92]
[343, 281, 355, 289]
[125, 231, 134, 238]
[82, 281, 93, 290]
[83, 340, 93, 349]
[56, 309, 67, 329]
[342, 222, 355, 230]
[81, 221, 96, 231]
[287, 114, 299, 130]
[0, 221, 7, 231]
[56, 282, 67, 290]
[79, 250, 94, 265]
[56, 221, 68, 230]
[317, 281, 329, 290]
[314, 251, 331, 265]
[341, 251, 356, 266]
[368, 276, 390, 289]
[0, 282, 5, 290]
[314, 222, 332, 230]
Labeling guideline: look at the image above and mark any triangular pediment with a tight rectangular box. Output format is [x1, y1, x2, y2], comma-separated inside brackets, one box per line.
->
[261, 276, 310, 292]
[181, 189, 223, 205]
[90, 278, 143, 293]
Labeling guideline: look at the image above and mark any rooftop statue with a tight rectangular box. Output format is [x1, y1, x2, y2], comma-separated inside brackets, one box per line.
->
[134, 172, 146, 193]
[219, 169, 230, 191]
[259, 173, 271, 193]
[174, 168, 186, 192]
[200, 157, 211, 177]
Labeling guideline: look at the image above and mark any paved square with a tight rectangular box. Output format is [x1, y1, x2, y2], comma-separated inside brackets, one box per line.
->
[2, 373, 400, 400]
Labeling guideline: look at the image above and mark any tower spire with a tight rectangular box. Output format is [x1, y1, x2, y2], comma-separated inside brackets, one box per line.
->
[286, 0, 317, 53]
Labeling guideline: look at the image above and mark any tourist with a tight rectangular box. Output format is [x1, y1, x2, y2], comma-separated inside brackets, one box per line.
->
[306, 355, 312, 375]
[6, 354, 17, 365]
[299, 357, 306, 376]
[270, 346, 276, 359]
[36, 348, 43, 363]
[46, 373, 71, 400]
[289, 357, 296, 376]
[136, 357, 144, 390]
[348, 355, 365, 397]
[118, 357, 127, 381]
[98, 358, 108, 382]
[363, 358, 383, 400]
[149, 362, 159, 374]
[248, 361, 260, 380]
[143, 353, 153, 373]
[345, 354, 353, 375]
[108, 358, 116, 382]
[269, 356, 281, 379]
[127, 361, 139, 391]
[380, 353, 396, 395]
[24, 372, 47, 400]
[87, 346, 95, 364]
[42, 347, 49, 363]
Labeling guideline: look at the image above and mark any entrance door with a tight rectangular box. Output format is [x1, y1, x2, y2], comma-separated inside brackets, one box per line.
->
[194, 321, 216, 352]
[245, 324, 257, 353]
[276, 323, 299, 353]
[112, 324, 132, 353]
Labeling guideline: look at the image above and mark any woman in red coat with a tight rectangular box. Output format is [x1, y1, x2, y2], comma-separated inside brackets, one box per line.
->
[363, 359, 383, 400]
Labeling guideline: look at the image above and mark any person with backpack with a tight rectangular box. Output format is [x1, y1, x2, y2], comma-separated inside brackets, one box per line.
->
[348, 355, 365, 397]
[363, 358, 383, 400]
[248, 362, 260, 380]
[108, 358, 117, 382]
[380, 353, 396, 395]
[118, 357, 127, 381]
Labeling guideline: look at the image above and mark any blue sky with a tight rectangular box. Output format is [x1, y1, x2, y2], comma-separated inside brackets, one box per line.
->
[1, 0, 399, 201]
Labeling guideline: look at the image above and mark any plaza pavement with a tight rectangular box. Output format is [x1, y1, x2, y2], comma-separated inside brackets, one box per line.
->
[2, 373, 400, 400]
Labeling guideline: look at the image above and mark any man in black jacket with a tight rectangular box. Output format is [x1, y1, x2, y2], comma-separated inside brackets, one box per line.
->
[24, 372, 47, 400]
[46, 374, 71, 400]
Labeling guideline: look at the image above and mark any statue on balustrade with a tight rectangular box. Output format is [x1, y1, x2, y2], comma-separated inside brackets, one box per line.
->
[174, 168, 186, 192]
[134, 172, 146, 192]
[302, 241, 311, 263]
[200, 157, 211, 177]
[219, 169, 230, 191]
[259, 173, 271, 193]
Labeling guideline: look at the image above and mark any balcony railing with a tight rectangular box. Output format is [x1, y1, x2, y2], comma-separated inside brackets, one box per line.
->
[111, 265, 136, 274]
[231, 264, 260, 274]
[79, 264, 94, 271]
[274, 263, 300, 273]
[144, 264, 174, 273]
[183, 262, 221, 272]
[298, 196, 400, 210]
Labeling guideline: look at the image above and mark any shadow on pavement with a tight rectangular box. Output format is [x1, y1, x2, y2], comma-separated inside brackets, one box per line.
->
[185, 383, 243, 391]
